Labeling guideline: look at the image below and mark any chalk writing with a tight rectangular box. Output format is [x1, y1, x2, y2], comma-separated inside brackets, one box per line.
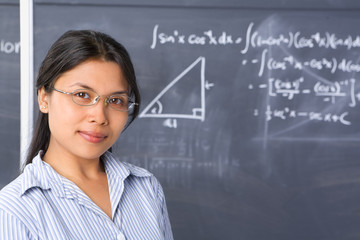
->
[139, 57, 214, 128]
[249, 78, 355, 106]
[149, 22, 360, 127]
[0, 40, 20, 54]
[151, 23, 360, 53]
[249, 50, 360, 77]
[151, 24, 242, 49]
[262, 105, 351, 125]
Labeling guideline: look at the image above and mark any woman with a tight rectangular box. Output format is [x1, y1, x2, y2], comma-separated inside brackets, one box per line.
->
[0, 30, 173, 240]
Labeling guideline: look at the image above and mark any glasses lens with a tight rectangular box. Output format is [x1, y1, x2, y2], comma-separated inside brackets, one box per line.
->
[72, 89, 97, 106]
[108, 94, 130, 111]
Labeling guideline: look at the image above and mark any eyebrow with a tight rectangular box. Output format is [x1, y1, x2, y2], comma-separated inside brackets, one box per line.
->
[69, 82, 129, 95]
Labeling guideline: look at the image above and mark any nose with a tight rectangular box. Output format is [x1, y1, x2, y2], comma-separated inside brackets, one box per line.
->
[94, 96, 110, 107]
[88, 96, 109, 125]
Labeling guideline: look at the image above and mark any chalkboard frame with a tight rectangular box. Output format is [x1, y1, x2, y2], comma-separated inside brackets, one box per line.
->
[34, 0, 360, 10]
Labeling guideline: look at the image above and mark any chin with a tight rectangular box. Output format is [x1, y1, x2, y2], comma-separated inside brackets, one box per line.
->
[74, 147, 108, 161]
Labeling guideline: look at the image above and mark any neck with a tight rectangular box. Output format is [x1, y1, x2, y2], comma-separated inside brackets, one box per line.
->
[42, 147, 105, 182]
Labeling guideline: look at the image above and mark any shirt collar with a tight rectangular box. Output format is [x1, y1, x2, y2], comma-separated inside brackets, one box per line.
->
[20, 151, 152, 197]
[20, 152, 55, 196]
[102, 151, 152, 180]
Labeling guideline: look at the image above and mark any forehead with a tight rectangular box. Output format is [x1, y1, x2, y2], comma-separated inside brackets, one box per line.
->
[55, 59, 128, 92]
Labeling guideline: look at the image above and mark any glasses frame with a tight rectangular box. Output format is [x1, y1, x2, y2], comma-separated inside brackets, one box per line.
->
[50, 87, 138, 112]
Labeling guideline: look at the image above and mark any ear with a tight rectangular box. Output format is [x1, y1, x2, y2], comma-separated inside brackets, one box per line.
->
[38, 87, 49, 113]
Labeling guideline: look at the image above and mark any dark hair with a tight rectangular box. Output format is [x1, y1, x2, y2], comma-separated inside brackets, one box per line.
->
[25, 30, 140, 166]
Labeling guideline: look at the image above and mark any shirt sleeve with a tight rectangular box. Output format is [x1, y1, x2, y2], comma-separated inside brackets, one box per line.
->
[155, 180, 174, 240]
[0, 209, 37, 240]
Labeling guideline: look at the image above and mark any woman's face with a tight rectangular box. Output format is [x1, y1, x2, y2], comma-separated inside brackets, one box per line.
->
[39, 59, 129, 161]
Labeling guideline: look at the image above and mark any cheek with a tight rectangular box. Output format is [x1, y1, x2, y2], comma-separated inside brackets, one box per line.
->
[48, 99, 83, 130]
[111, 114, 129, 134]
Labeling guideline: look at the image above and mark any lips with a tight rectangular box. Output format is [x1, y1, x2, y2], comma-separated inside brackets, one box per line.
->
[78, 131, 107, 143]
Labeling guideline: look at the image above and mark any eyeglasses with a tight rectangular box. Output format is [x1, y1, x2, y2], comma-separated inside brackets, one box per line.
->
[50, 87, 138, 112]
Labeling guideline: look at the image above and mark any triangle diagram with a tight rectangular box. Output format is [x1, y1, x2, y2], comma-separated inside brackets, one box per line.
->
[139, 57, 206, 121]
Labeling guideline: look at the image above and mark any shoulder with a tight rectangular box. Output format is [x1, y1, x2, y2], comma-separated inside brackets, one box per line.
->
[0, 155, 50, 213]
[0, 174, 40, 235]
[0, 154, 51, 236]
[0, 174, 24, 208]
[0, 173, 38, 216]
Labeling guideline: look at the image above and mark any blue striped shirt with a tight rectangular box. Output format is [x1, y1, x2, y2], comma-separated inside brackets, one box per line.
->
[0, 152, 173, 240]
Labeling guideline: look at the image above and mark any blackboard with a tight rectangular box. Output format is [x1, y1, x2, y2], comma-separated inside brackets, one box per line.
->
[0, 1, 20, 189]
[34, 1, 360, 239]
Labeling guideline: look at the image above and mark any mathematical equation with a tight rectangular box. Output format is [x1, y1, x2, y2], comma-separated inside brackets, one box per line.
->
[254, 105, 350, 125]
[249, 78, 357, 104]
[149, 22, 360, 127]
[250, 77, 359, 125]
[244, 49, 360, 77]
[150, 23, 360, 54]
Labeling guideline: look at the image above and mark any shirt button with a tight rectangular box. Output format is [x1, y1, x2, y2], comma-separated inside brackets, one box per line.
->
[117, 233, 126, 240]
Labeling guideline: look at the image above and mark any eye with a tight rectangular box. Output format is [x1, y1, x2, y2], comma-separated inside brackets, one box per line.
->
[72, 89, 95, 105]
[74, 91, 90, 99]
[109, 96, 125, 105]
